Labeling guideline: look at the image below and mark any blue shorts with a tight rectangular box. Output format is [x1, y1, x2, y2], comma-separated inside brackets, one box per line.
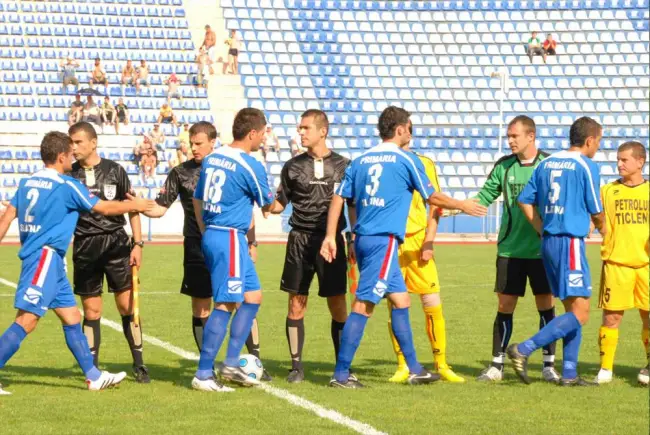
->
[14, 247, 76, 317]
[541, 235, 592, 301]
[202, 228, 260, 303]
[354, 235, 406, 305]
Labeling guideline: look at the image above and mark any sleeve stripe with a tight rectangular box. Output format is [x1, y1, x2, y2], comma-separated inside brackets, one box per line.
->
[65, 181, 94, 208]
[571, 156, 602, 213]
[395, 149, 432, 195]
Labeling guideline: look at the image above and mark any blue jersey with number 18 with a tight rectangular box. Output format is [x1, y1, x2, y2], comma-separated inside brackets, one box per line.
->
[518, 150, 601, 238]
[336, 142, 434, 242]
[194, 146, 273, 232]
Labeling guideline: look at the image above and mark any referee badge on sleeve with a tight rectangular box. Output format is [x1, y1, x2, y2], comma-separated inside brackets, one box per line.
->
[104, 184, 117, 200]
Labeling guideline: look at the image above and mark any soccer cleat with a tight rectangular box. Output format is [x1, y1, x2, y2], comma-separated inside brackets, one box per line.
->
[407, 368, 441, 385]
[542, 366, 561, 384]
[348, 370, 358, 383]
[637, 367, 649, 386]
[388, 366, 410, 383]
[506, 343, 531, 385]
[329, 377, 365, 389]
[594, 368, 613, 385]
[287, 368, 304, 384]
[191, 376, 235, 392]
[0, 382, 10, 395]
[437, 364, 465, 383]
[261, 369, 273, 382]
[133, 365, 151, 384]
[476, 366, 503, 382]
[559, 377, 598, 387]
[87, 370, 127, 391]
[220, 364, 260, 386]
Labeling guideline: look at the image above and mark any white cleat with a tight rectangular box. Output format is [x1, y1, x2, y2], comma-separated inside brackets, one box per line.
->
[638, 367, 649, 386]
[542, 366, 561, 384]
[476, 366, 503, 382]
[192, 377, 235, 392]
[594, 368, 613, 385]
[0, 383, 11, 395]
[87, 371, 127, 391]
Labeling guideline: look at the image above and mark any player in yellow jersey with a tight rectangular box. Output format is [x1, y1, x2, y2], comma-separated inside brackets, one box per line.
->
[387, 150, 465, 383]
[595, 141, 649, 386]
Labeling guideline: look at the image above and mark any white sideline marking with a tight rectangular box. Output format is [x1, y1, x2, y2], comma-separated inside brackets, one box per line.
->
[0, 276, 387, 435]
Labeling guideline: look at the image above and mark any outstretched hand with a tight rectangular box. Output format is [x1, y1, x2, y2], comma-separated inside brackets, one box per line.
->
[461, 198, 488, 217]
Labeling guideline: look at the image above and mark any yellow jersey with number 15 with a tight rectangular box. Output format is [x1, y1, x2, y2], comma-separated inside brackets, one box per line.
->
[405, 153, 441, 236]
[600, 180, 649, 268]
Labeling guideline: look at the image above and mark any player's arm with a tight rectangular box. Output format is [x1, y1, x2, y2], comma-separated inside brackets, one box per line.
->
[192, 198, 206, 234]
[591, 212, 606, 236]
[427, 192, 487, 217]
[421, 205, 440, 261]
[0, 204, 16, 243]
[584, 161, 606, 236]
[247, 215, 257, 263]
[93, 198, 153, 216]
[269, 163, 292, 214]
[321, 194, 345, 263]
[473, 164, 503, 207]
[518, 202, 543, 235]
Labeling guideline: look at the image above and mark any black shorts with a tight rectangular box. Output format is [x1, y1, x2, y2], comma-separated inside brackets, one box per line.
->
[280, 230, 346, 298]
[229, 48, 239, 56]
[181, 237, 212, 299]
[73, 230, 132, 296]
[494, 256, 551, 297]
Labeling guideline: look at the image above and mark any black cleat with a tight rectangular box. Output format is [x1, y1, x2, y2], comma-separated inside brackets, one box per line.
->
[261, 369, 273, 382]
[133, 365, 151, 384]
[506, 343, 531, 385]
[559, 377, 598, 387]
[329, 377, 364, 389]
[287, 368, 304, 384]
[406, 368, 441, 385]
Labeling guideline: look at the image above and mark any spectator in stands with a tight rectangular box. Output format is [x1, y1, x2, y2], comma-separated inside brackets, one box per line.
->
[60, 56, 80, 93]
[140, 148, 157, 181]
[224, 29, 240, 75]
[83, 95, 102, 126]
[115, 97, 129, 135]
[100, 96, 116, 131]
[201, 25, 217, 62]
[526, 31, 546, 64]
[133, 134, 153, 164]
[165, 73, 182, 102]
[89, 57, 108, 89]
[543, 33, 557, 56]
[262, 124, 280, 159]
[289, 124, 306, 157]
[196, 47, 213, 89]
[157, 102, 178, 126]
[148, 123, 165, 150]
[121, 60, 136, 88]
[176, 122, 191, 165]
[135, 60, 150, 93]
[68, 94, 84, 126]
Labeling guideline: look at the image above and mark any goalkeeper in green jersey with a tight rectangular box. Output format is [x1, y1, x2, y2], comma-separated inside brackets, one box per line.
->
[474, 116, 560, 383]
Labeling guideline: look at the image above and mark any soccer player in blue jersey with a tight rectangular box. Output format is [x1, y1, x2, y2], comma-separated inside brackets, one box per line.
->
[191, 108, 274, 392]
[0, 132, 153, 395]
[320, 106, 488, 388]
[509, 117, 606, 386]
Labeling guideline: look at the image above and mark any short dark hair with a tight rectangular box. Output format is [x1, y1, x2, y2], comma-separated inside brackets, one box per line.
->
[377, 106, 410, 140]
[41, 132, 72, 164]
[68, 121, 98, 141]
[508, 115, 536, 136]
[618, 141, 647, 164]
[189, 121, 217, 140]
[301, 109, 329, 135]
[232, 108, 267, 141]
[569, 116, 602, 147]
[94, 57, 100, 62]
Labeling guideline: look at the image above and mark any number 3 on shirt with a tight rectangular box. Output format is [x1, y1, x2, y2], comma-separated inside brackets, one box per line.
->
[202, 168, 227, 204]
[365, 164, 383, 196]
[548, 170, 562, 204]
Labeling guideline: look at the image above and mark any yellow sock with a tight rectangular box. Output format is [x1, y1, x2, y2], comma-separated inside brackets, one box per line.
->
[599, 326, 619, 371]
[387, 303, 406, 369]
[642, 327, 649, 360]
[424, 304, 447, 369]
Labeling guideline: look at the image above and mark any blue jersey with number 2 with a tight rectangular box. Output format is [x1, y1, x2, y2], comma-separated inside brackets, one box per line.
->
[518, 150, 601, 238]
[194, 146, 273, 232]
[336, 143, 435, 242]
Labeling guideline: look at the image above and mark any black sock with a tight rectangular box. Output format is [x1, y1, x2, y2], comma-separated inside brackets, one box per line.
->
[539, 307, 556, 368]
[286, 317, 305, 371]
[192, 316, 208, 352]
[83, 318, 101, 367]
[331, 319, 345, 361]
[121, 315, 144, 367]
[491, 312, 513, 370]
[246, 318, 260, 359]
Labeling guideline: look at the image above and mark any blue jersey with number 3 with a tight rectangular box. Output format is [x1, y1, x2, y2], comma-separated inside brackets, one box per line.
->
[10, 168, 99, 260]
[194, 146, 273, 232]
[518, 150, 601, 237]
[336, 143, 435, 241]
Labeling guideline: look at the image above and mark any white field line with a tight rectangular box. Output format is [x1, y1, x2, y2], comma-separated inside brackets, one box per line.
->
[0, 277, 387, 435]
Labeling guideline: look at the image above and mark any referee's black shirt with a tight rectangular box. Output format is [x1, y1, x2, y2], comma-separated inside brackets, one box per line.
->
[276, 151, 350, 234]
[68, 158, 131, 237]
[155, 159, 202, 239]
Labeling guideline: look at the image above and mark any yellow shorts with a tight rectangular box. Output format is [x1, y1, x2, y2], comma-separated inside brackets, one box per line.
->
[398, 231, 440, 294]
[599, 262, 649, 311]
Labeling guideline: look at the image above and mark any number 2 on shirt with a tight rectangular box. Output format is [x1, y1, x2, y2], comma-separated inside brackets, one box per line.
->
[202, 168, 227, 204]
[365, 164, 383, 196]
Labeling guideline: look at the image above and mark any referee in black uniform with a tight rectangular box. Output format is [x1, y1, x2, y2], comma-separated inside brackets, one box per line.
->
[143, 121, 270, 381]
[267, 109, 353, 383]
[68, 122, 149, 383]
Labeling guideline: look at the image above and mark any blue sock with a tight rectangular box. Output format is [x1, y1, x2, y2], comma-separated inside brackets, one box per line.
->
[0, 322, 28, 369]
[562, 325, 582, 380]
[63, 323, 100, 381]
[391, 307, 423, 374]
[196, 309, 232, 380]
[224, 303, 260, 367]
[518, 312, 580, 357]
[334, 312, 368, 382]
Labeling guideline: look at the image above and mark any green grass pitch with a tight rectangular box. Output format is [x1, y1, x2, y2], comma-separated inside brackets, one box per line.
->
[0, 244, 647, 434]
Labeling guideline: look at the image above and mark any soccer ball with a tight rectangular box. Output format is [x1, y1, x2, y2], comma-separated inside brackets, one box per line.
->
[238, 354, 263, 381]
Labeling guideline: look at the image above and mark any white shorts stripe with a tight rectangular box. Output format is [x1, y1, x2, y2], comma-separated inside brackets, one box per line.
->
[380, 237, 396, 281]
[36, 248, 53, 288]
[572, 238, 581, 271]
[231, 229, 240, 278]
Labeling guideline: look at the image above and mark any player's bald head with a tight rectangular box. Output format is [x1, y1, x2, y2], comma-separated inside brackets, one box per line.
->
[618, 141, 647, 164]
[41, 131, 72, 164]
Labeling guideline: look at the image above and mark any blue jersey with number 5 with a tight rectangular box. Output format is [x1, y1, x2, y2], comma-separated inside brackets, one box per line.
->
[194, 146, 273, 232]
[518, 150, 601, 237]
[336, 143, 434, 242]
[10, 168, 99, 260]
